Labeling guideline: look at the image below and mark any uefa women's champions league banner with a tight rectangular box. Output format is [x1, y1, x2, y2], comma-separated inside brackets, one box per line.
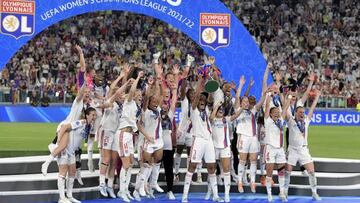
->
[0, 106, 359, 125]
[0, 0, 267, 98]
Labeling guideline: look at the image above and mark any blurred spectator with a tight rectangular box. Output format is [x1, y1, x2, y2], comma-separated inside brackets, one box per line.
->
[30, 90, 40, 107]
[41, 92, 50, 107]
[347, 93, 358, 108]
[10, 80, 18, 104]
[0, 2, 358, 108]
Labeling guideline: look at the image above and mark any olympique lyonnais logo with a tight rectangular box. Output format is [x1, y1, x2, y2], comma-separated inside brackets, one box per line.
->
[0, 0, 35, 39]
[200, 13, 230, 50]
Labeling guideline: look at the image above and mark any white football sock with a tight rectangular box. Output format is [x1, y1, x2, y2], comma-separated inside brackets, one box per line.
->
[57, 175, 66, 199]
[107, 177, 114, 188]
[209, 173, 219, 198]
[223, 172, 231, 196]
[284, 171, 291, 192]
[119, 167, 127, 193]
[66, 176, 75, 198]
[308, 172, 318, 193]
[278, 171, 285, 194]
[237, 160, 246, 183]
[250, 161, 257, 183]
[150, 162, 161, 186]
[183, 172, 193, 196]
[266, 176, 272, 195]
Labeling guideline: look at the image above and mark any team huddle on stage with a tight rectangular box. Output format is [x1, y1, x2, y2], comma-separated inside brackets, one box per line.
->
[41, 46, 322, 203]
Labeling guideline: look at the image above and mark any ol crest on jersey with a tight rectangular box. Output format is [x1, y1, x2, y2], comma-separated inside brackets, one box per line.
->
[0, 0, 35, 39]
[200, 13, 230, 50]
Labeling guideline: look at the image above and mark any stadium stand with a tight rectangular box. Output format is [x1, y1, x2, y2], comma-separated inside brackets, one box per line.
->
[0, 0, 358, 108]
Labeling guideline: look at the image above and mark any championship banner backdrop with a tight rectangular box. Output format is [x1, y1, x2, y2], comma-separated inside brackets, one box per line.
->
[0, 0, 267, 98]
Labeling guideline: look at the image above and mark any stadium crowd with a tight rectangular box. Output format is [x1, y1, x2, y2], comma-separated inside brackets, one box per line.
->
[0, 0, 359, 109]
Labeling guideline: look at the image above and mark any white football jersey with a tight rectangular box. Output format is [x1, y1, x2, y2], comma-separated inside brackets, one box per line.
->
[191, 107, 212, 140]
[67, 120, 89, 154]
[57, 98, 84, 132]
[264, 117, 286, 148]
[212, 116, 231, 148]
[178, 97, 192, 134]
[144, 107, 163, 143]
[117, 99, 140, 132]
[288, 117, 310, 148]
[66, 97, 85, 122]
[102, 101, 123, 133]
[236, 108, 257, 137]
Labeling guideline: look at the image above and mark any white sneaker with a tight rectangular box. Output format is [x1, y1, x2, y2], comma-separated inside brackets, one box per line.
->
[99, 185, 108, 197]
[167, 191, 176, 200]
[67, 197, 81, 203]
[87, 160, 94, 173]
[213, 196, 224, 202]
[48, 143, 57, 153]
[120, 192, 131, 202]
[267, 194, 273, 202]
[75, 170, 83, 185]
[181, 194, 188, 203]
[41, 162, 49, 176]
[126, 190, 134, 200]
[147, 187, 155, 199]
[106, 187, 116, 198]
[224, 194, 230, 202]
[205, 190, 212, 200]
[237, 182, 244, 193]
[151, 184, 164, 193]
[312, 193, 322, 201]
[279, 192, 288, 202]
[58, 198, 71, 203]
[133, 190, 141, 201]
[139, 183, 146, 196]
[250, 182, 256, 193]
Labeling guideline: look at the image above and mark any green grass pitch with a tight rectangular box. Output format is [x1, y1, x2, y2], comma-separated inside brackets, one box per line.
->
[0, 122, 359, 159]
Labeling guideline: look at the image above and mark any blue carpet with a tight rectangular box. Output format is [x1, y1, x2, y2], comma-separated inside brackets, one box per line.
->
[77, 193, 360, 203]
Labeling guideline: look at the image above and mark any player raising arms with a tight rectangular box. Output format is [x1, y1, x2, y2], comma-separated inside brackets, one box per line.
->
[283, 90, 322, 201]
[182, 76, 223, 203]
[41, 107, 97, 203]
[235, 72, 267, 194]
[263, 90, 290, 202]
[97, 77, 132, 198]
[116, 70, 144, 202]
[208, 100, 243, 202]
[133, 73, 165, 201]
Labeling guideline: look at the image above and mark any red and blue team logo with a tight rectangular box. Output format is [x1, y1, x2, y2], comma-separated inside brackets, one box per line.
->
[200, 13, 230, 50]
[0, 0, 35, 39]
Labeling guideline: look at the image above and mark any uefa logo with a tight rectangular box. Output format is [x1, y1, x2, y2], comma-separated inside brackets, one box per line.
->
[200, 13, 230, 50]
[0, 0, 35, 39]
